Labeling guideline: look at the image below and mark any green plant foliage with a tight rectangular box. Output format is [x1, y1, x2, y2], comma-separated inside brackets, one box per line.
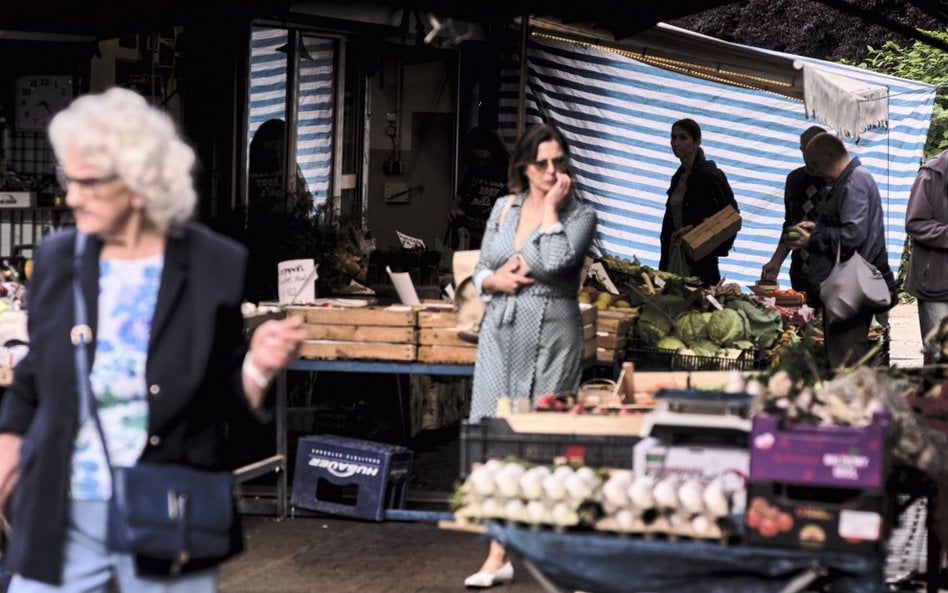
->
[846, 30, 948, 160]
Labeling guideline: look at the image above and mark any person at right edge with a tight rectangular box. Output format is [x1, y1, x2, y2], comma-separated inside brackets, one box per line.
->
[659, 118, 739, 287]
[787, 132, 897, 369]
[761, 125, 827, 306]
[463, 123, 597, 588]
[905, 148, 948, 364]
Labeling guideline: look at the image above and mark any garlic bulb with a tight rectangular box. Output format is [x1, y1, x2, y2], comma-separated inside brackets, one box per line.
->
[564, 472, 594, 503]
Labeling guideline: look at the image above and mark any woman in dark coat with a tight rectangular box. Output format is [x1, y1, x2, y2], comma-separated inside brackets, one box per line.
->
[659, 118, 738, 286]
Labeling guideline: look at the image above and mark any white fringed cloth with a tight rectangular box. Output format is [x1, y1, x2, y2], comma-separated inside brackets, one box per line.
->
[802, 64, 889, 140]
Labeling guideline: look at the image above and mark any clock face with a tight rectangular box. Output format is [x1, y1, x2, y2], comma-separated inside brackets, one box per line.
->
[15, 75, 73, 132]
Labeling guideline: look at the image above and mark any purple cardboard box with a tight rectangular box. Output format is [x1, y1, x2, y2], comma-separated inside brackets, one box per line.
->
[749, 413, 889, 489]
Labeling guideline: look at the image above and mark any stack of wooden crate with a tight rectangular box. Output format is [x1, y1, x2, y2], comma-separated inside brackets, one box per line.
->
[581, 304, 598, 363]
[288, 305, 417, 361]
[416, 309, 477, 364]
[595, 310, 636, 366]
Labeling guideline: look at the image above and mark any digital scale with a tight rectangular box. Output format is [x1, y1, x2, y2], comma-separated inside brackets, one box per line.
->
[638, 388, 753, 447]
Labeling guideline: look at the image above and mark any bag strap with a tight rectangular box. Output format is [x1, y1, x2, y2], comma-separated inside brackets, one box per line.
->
[497, 194, 515, 227]
[71, 233, 117, 469]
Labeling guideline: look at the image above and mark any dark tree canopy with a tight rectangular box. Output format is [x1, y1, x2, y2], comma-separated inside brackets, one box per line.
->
[671, 0, 943, 62]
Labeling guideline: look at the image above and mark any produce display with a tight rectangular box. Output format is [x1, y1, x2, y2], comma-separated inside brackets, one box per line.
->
[595, 255, 786, 362]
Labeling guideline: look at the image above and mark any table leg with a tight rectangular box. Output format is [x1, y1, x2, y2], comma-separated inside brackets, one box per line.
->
[276, 370, 288, 520]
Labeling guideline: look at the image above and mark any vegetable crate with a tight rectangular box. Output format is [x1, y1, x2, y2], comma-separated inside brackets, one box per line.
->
[582, 304, 598, 363]
[416, 310, 477, 364]
[596, 310, 635, 365]
[288, 306, 417, 361]
[744, 480, 888, 553]
[460, 418, 639, 477]
[624, 343, 769, 372]
[681, 204, 742, 261]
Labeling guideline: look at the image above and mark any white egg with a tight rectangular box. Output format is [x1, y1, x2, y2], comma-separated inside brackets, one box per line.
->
[702, 479, 730, 517]
[677, 479, 705, 515]
[469, 470, 496, 497]
[691, 514, 712, 535]
[480, 497, 503, 518]
[601, 475, 632, 509]
[519, 472, 545, 500]
[614, 508, 637, 531]
[526, 500, 549, 525]
[503, 499, 527, 523]
[542, 473, 568, 501]
[494, 471, 520, 499]
[564, 472, 594, 502]
[576, 466, 601, 488]
[550, 501, 577, 527]
[653, 476, 680, 510]
[628, 476, 656, 510]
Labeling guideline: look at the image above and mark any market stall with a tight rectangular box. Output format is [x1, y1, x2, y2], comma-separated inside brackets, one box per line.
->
[447, 356, 948, 593]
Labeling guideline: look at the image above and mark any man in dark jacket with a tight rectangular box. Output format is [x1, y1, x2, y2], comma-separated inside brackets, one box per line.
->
[761, 125, 827, 306]
[905, 149, 948, 363]
[789, 132, 896, 369]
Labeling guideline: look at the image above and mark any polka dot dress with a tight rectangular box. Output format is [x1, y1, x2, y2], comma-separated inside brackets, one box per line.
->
[469, 192, 598, 421]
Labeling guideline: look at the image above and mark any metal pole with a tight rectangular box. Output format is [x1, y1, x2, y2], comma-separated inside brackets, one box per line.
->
[284, 29, 302, 204]
[516, 15, 529, 139]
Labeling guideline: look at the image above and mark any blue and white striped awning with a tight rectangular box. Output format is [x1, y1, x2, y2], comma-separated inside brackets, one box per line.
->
[249, 27, 335, 210]
[498, 34, 936, 288]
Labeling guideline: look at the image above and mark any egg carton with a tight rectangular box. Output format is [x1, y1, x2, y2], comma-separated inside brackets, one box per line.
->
[594, 513, 738, 541]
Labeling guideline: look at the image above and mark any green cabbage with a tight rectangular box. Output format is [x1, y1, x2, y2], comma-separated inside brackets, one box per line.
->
[657, 336, 687, 351]
[691, 339, 721, 357]
[673, 310, 708, 346]
[636, 307, 673, 347]
[707, 308, 747, 347]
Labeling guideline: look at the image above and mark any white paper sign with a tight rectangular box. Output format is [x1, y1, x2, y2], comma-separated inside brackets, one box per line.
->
[278, 259, 318, 304]
[395, 230, 426, 250]
[386, 266, 420, 305]
[587, 262, 620, 295]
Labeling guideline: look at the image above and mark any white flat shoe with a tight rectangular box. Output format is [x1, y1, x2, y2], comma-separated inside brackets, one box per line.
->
[464, 561, 514, 588]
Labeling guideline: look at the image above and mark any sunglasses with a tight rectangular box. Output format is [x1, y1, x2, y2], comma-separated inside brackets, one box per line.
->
[527, 156, 569, 171]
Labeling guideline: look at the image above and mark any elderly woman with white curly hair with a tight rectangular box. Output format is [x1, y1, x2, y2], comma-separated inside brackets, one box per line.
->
[0, 87, 305, 592]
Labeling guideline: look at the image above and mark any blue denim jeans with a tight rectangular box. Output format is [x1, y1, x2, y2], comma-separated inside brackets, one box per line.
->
[919, 300, 948, 344]
[9, 499, 217, 593]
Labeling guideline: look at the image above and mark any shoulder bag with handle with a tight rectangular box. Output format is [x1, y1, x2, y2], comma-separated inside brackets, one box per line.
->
[452, 195, 515, 343]
[819, 242, 891, 323]
[71, 232, 235, 575]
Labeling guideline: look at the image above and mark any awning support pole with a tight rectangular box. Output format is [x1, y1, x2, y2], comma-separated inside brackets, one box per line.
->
[516, 14, 529, 139]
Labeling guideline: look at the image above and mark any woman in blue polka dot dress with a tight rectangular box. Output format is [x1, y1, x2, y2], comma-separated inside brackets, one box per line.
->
[464, 123, 597, 588]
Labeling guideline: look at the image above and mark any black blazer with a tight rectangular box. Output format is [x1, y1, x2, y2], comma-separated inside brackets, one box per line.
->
[0, 222, 252, 584]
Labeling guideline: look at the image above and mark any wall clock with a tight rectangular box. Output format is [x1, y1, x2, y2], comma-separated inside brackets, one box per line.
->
[15, 75, 74, 132]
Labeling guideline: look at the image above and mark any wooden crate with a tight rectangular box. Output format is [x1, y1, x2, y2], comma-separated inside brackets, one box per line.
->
[596, 310, 635, 365]
[417, 310, 478, 364]
[682, 204, 742, 261]
[288, 305, 417, 361]
[581, 304, 598, 363]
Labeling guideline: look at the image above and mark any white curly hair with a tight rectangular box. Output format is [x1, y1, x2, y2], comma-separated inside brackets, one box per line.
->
[48, 87, 197, 231]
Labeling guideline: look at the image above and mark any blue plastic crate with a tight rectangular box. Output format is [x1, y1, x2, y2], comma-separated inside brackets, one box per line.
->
[291, 434, 413, 521]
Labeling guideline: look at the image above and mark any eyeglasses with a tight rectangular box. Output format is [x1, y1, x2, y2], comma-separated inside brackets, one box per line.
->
[56, 166, 119, 193]
[527, 156, 569, 171]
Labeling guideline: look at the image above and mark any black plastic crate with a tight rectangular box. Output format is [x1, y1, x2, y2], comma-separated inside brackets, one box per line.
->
[459, 418, 639, 477]
[624, 343, 770, 372]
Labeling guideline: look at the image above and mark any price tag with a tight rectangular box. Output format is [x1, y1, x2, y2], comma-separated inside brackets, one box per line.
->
[587, 262, 620, 295]
[705, 294, 724, 311]
[395, 230, 426, 250]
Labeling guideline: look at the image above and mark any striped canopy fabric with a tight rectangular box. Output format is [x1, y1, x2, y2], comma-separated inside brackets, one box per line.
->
[498, 35, 936, 288]
[249, 27, 335, 209]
